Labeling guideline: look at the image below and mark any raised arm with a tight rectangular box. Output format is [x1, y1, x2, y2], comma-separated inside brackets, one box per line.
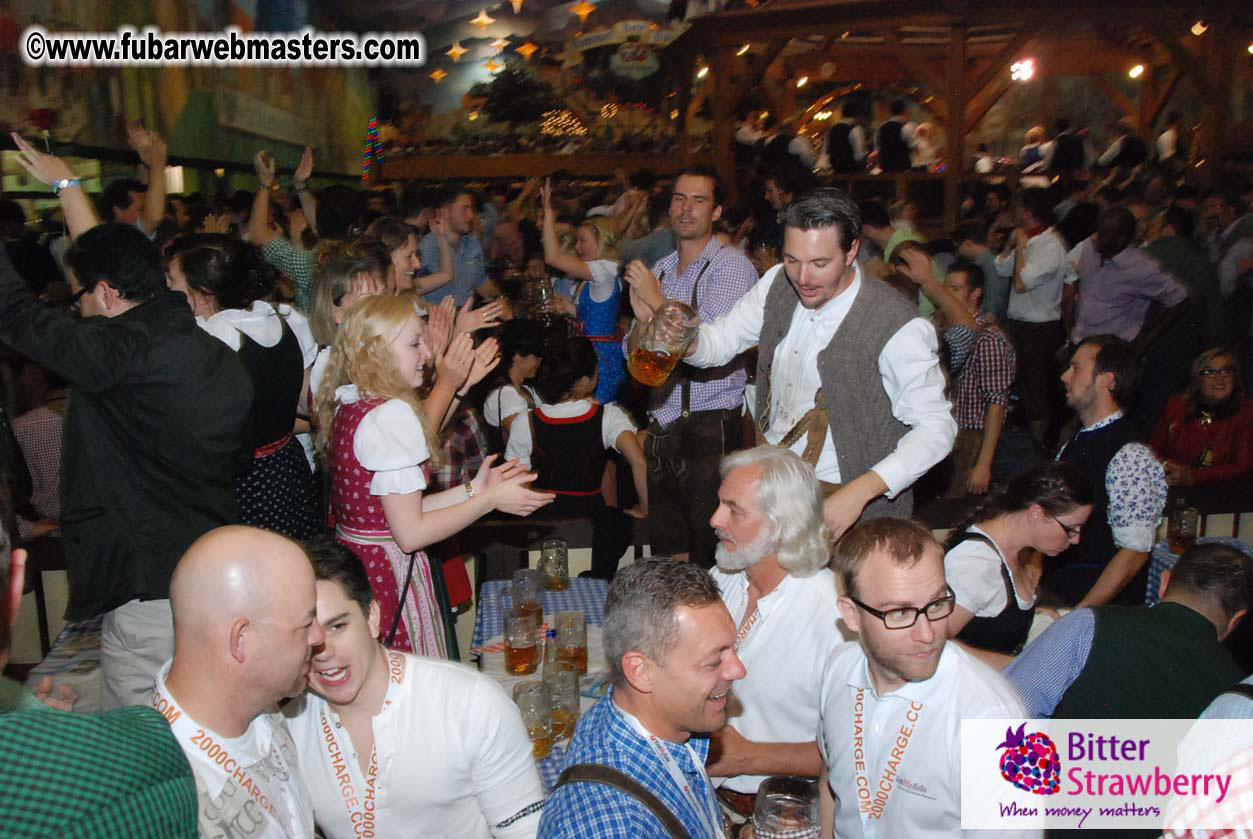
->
[128, 120, 167, 236]
[416, 217, 456, 295]
[249, 150, 279, 246]
[292, 145, 318, 236]
[895, 245, 976, 330]
[540, 178, 592, 281]
[10, 133, 100, 239]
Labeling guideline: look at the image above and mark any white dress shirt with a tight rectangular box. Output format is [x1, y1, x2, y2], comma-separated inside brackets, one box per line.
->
[818, 642, 1034, 839]
[711, 567, 847, 794]
[686, 263, 956, 492]
[996, 227, 1068, 322]
[284, 652, 545, 839]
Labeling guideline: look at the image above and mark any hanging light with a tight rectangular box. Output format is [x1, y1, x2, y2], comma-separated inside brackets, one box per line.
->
[486, 59, 502, 73]
[1010, 58, 1035, 81]
[796, 75, 809, 88]
[446, 41, 467, 62]
[516, 42, 539, 60]
[430, 68, 448, 83]
[511, 0, 524, 12]
[571, 1, 596, 24]
[1128, 64, 1144, 79]
[470, 9, 495, 29]
[696, 65, 709, 79]
[1191, 20, 1207, 36]
[490, 37, 510, 52]
[468, 110, 480, 122]
[736, 43, 750, 56]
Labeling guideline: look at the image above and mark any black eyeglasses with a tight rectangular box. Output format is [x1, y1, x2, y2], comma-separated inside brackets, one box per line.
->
[848, 587, 956, 630]
[67, 286, 88, 312]
[1048, 511, 1083, 540]
[1199, 367, 1235, 379]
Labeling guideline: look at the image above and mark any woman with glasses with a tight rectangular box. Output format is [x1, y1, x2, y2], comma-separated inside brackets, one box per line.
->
[943, 462, 1093, 661]
[1151, 347, 1253, 487]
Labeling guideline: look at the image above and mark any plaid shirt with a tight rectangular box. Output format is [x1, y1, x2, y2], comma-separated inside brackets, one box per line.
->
[0, 676, 198, 838]
[638, 237, 758, 427]
[260, 236, 316, 313]
[953, 314, 1016, 431]
[428, 408, 489, 492]
[13, 402, 64, 539]
[539, 688, 719, 839]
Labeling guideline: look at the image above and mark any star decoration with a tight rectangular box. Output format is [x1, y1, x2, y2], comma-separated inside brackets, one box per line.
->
[490, 37, 510, 51]
[486, 59, 502, 73]
[429, 68, 448, 83]
[470, 9, 495, 29]
[571, 1, 596, 24]
[510, 0, 524, 11]
[516, 41, 538, 60]
[446, 41, 467, 62]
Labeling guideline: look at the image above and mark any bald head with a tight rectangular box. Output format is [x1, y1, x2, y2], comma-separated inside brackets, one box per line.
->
[167, 526, 323, 730]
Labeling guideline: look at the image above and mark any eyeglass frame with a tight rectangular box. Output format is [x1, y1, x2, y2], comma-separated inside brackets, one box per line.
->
[67, 286, 88, 312]
[1048, 510, 1083, 540]
[847, 586, 956, 630]
[1199, 366, 1236, 379]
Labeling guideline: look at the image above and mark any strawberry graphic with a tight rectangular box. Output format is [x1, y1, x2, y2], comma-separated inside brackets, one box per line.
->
[996, 723, 1061, 795]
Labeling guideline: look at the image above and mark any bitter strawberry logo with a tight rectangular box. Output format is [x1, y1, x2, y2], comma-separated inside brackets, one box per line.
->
[997, 723, 1061, 795]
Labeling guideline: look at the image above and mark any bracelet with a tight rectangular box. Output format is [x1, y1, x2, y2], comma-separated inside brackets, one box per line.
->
[294, 181, 308, 193]
[464, 481, 476, 499]
[53, 178, 81, 195]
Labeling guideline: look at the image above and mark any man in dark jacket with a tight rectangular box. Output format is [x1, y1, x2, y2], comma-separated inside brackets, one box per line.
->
[0, 221, 251, 708]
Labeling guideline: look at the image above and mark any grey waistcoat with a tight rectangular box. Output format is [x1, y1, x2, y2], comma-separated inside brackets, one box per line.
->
[755, 272, 920, 520]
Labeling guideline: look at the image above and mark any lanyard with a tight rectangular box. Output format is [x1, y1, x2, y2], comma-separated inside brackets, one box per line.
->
[616, 701, 725, 839]
[734, 605, 762, 651]
[319, 650, 406, 834]
[152, 674, 301, 838]
[849, 688, 925, 829]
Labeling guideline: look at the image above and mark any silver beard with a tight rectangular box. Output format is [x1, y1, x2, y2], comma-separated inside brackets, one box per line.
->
[714, 527, 776, 571]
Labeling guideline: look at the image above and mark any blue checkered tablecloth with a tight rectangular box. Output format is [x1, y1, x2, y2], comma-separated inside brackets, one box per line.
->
[538, 743, 569, 792]
[1147, 537, 1252, 605]
[471, 577, 609, 649]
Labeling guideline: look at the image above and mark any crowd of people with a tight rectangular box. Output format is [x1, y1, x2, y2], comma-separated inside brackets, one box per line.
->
[0, 103, 1250, 839]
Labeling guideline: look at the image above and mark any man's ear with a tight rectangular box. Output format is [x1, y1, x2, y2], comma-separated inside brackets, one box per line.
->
[367, 600, 382, 641]
[95, 280, 121, 313]
[621, 649, 656, 695]
[1220, 608, 1246, 642]
[837, 595, 862, 636]
[846, 238, 861, 266]
[711, 203, 724, 224]
[229, 618, 249, 664]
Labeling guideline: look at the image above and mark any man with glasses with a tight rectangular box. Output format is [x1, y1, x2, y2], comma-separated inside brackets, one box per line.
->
[1044, 335, 1168, 608]
[818, 517, 1031, 839]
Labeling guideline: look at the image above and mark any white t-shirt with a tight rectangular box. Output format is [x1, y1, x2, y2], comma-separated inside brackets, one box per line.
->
[337, 384, 430, 495]
[584, 258, 620, 304]
[153, 661, 316, 839]
[284, 651, 545, 839]
[944, 526, 1034, 617]
[711, 567, 848, 794]
[483, 384, 539, 429]
[818, 642, 1033, 839]
[504, 399, 637, 469]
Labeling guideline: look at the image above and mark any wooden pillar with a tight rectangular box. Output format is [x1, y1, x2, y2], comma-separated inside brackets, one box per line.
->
[1137, 65, 1158, 139]
[712, 44, 737, 204]
[676, 53, 693, 165]
[1200, 23, 1234, 188]
[944, 24, 967, 233]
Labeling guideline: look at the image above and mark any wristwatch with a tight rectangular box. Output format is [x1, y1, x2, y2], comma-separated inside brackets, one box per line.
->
[53, 177, 81, 195]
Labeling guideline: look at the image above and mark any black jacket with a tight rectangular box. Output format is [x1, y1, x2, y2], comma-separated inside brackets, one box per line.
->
[0, 252, 252, 619]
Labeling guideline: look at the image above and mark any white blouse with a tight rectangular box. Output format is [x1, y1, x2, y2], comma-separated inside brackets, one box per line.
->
[504, 398, 636, 469]
[199, 300, 317, 367]
[483, 384, 539, 429]
[336, 384, 430, 496]
[944, 525, 1034, 617]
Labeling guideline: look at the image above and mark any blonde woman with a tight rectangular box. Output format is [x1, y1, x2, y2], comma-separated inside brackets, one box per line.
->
[541, 178, 626, 403]
[314, 294, 553, 655]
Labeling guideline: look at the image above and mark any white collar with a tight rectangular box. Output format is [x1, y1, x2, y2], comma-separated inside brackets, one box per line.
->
[1080, 409, 1123, 433]
[845, 641, 955, 704]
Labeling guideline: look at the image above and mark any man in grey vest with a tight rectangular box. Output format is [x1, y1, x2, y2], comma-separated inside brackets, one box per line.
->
[626, 188, 955, 539]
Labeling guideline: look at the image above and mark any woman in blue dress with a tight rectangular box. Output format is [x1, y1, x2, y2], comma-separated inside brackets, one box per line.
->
[541, 179, 625, 405]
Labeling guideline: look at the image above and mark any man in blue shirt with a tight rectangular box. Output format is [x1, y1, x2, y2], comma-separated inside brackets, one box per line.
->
[539, 559, 746, 838]
[419, 186, 500, 305]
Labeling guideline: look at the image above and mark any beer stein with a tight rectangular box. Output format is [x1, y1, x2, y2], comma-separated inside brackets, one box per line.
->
[627, 300, 700, 386]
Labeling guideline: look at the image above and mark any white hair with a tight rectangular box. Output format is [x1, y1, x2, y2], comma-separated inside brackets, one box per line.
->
[719, 445, 830, 576]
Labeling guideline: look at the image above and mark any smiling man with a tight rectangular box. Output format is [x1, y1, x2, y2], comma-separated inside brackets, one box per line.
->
[630, 187, 954, 541]
[540, 559, 745, 839]
[283, 539, 545, 839]
[819, 517, 1031, 839]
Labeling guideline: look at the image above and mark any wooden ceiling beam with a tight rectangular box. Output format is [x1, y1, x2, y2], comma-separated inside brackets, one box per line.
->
[964, 25, 1040, 102]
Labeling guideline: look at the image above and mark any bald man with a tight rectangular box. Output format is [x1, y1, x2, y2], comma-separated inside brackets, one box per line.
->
[153, 526, 324, 839]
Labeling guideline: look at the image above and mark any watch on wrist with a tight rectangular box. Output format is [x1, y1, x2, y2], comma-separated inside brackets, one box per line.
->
[53, 177, 81, 196]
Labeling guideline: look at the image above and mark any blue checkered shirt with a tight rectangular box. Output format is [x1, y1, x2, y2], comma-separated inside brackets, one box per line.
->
[628, 237, 758, 427]
[1004, 608, 1095, 717]
[538, 688, 718, 839]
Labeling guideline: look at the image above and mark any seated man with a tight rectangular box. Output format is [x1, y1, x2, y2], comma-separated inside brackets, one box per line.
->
[703, 445, 846, 818]
[539, 559, 746, 839]
[284, 538, 545, 838]
[0, 509, 197, 837]
[821, 517, 1034, 839]
[155, 526, 323, 839]
[1007, 542, 1248, 719]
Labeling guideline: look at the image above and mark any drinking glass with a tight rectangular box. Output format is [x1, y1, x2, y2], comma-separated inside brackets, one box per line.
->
[504, 613, 539, 675]
[1167, 505, 1200, 555]
[627, 300, 699, 386]
[556, 611, 588, 675]
[540, 538, 570, 592]
[512, 569, 544, 623]
[753, 776, 820, 839]
[512, 681, 553, 759]
[543, 666, 580, 741]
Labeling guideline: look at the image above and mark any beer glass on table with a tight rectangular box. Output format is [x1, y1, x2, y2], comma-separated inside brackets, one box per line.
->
[540, 538, 570, 591]
[1168, 505, 1200, 554]
[512, 569, 544, 623]
[504, 614, 539, 675]
[556, 611, 588, 675]
[543, 665, 580, 740]
[753, 776, 820, 839]
[512, 681, 554, 759]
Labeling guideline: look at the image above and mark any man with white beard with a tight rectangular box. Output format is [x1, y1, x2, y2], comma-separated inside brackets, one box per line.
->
[702, 445, 848, 819]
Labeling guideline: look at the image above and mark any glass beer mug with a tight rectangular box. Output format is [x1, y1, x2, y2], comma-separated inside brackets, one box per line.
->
[627, 300, 700, 387]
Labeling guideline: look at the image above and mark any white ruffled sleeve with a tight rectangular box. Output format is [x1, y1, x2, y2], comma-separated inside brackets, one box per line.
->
[354, 399, 430, 495]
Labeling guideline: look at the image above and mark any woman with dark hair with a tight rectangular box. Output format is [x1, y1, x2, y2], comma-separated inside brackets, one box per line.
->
[505, 337, 646, 578]
[363, 215, 453, 295]
[1151, 347, 1253, 486]
[481, 318, 544, 451]
[166, 234, 320, 538]
[944, 462, 1093, 661]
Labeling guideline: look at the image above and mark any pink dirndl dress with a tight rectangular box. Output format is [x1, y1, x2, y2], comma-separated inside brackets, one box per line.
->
[328, 393, 447, 657]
